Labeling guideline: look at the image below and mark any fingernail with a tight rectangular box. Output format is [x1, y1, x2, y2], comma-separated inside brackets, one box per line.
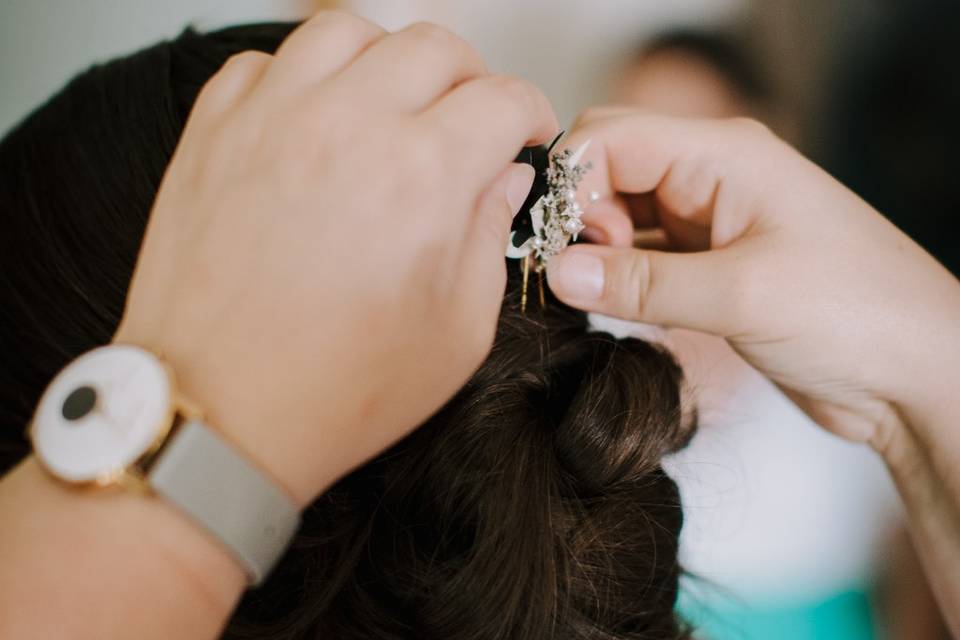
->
[506, 163, 536, 214]
[548, 251, 605, 302]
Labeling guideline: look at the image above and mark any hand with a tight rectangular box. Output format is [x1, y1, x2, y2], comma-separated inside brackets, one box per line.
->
[546, 107, 960, 451]
[114, 12, 558, 505]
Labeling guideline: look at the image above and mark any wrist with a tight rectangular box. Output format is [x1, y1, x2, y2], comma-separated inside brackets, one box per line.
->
[2, 457, 244, 638]
[875, 379, 960, 538]
[29, 339, 303, 588]
[896, 362, 960, 463]
[872, 318, 960, 468]
[870, 401, 960, 637]
[112, 324, 339, 507]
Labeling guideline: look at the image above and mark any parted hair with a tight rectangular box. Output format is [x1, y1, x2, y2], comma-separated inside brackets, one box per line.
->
[0, 23, 694, 639]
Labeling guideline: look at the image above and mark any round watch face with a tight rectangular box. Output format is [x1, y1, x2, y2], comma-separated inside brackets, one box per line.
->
[31, 344, 173, 484]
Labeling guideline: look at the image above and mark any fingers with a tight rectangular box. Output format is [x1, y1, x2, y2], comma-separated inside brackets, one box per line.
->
[564, 112, 711, 204]
[565, 109, 772, 251]
[336, 22, 487, 111]
[571, 104, 643, 126]
[545, 243, 742, 335]
[262, 11, 386, 92]
[623, 193, 662, 228]
[457, 163, 536, 331]
[424, 74, 559, 187]
[189, 51, 272, 125]
[579, 195, 635, 247]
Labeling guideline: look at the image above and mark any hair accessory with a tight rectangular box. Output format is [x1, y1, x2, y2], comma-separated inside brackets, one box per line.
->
[506, 140, 593, 312]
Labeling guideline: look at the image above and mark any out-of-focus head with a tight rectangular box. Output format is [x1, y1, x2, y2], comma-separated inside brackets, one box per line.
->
[0, 23, 696, 639]
[616, 30, 769, 119]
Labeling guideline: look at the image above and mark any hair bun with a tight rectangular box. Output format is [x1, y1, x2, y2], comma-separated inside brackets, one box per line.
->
[537, 331, 690, 494]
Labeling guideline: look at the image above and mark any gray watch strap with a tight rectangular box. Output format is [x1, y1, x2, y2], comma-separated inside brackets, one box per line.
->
[147, 419, 301, 586]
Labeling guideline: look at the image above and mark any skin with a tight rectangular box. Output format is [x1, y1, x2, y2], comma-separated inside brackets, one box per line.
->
[0, 12, 556, 639]
[613, 53, 947, 636]
[548, 107, 960, 633]
[0, 12, 958, 638]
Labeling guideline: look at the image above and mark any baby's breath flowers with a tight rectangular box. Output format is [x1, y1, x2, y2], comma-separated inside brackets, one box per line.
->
[506, 140, 593, 270]
[505, 140, 593, 312]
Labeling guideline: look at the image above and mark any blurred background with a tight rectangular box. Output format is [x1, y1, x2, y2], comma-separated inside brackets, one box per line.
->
[2, 1, 957, 638]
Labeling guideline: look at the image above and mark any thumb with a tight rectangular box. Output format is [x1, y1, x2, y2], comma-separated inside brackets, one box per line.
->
[545, 244, 740, 335]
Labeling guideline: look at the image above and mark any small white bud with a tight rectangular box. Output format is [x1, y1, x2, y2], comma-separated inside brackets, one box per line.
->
[563, 218, 585, 235]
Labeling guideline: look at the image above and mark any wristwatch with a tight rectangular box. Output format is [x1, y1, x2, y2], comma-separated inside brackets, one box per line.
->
[29, 343, 300, 586]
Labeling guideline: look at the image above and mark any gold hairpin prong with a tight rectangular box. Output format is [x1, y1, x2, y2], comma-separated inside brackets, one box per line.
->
[537, 267, 546, 310]
[521, 254, 530, 315]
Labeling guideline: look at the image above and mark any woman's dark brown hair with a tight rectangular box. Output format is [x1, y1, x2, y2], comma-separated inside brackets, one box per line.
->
[0, 24, 694, 639]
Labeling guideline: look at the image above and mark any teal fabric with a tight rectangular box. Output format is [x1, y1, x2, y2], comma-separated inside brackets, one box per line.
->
[677, 587, 876, 640]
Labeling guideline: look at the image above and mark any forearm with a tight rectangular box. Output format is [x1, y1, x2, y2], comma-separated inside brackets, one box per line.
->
[879, 397, 960, 636]
[0, 456, 245, 640]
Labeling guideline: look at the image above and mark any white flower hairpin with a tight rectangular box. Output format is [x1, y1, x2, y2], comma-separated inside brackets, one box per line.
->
[506, 140, 593, 312]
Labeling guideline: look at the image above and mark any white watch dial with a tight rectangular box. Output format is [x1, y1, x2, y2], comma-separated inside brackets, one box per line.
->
[32, 345, 172, 483]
